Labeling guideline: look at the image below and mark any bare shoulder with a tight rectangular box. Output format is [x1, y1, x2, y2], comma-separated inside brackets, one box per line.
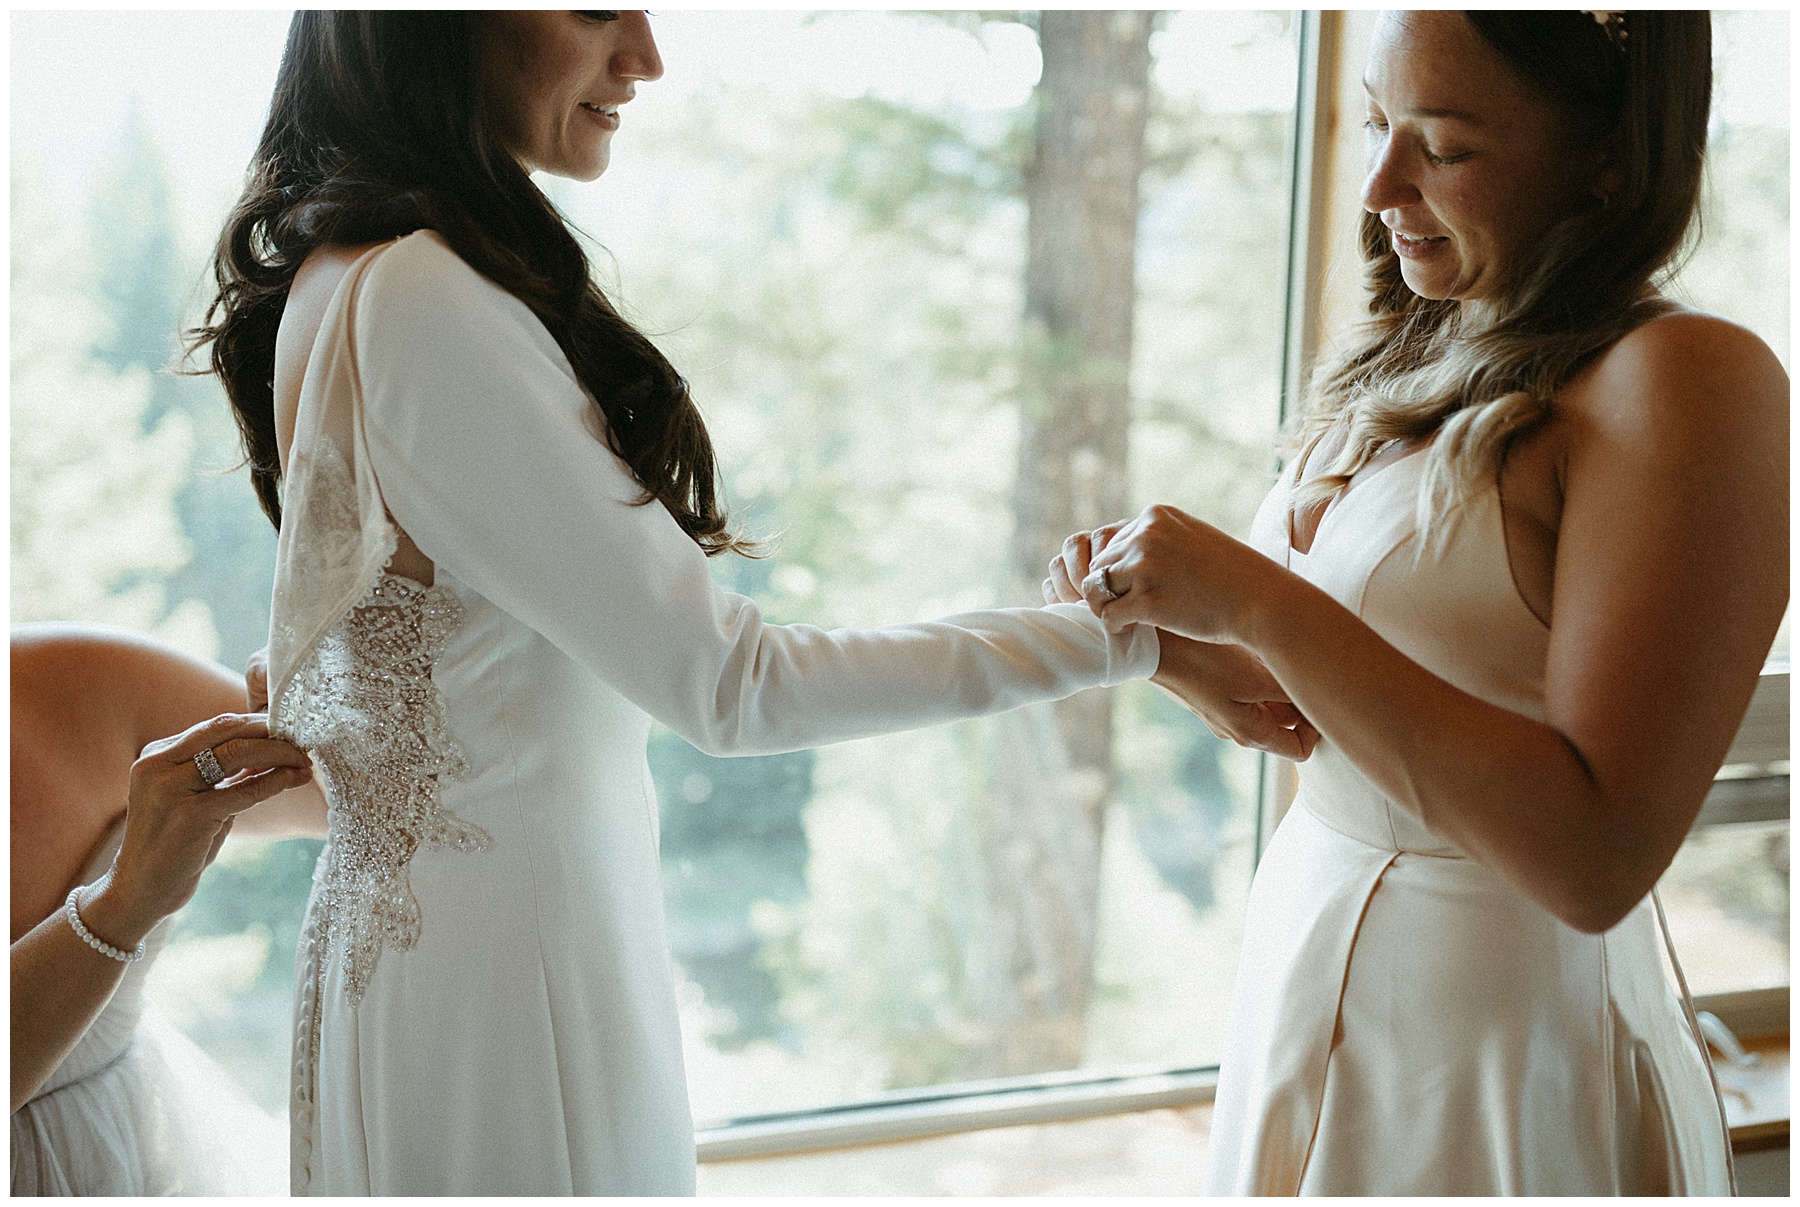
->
[11, 624, 244, 752]
[1569, 308, 1788, 444]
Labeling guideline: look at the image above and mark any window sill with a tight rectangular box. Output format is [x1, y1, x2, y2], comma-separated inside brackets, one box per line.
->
[697, 991, 1790, 1194]
[1724, 1032, 1788, 1152]
[695, 1066, 1217, 1162]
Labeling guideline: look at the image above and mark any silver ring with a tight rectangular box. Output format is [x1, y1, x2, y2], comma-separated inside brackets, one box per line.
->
[1093, 568, 1121, 603]
[194, 747, 226, 787]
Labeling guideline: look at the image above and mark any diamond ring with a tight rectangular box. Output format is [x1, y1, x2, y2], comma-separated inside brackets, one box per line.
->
[194, 747, 227, 787]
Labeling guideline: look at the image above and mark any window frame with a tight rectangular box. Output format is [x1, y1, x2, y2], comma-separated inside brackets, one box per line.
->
[696, 11, 1333, 1157]
[692, 11, 1790, 1160]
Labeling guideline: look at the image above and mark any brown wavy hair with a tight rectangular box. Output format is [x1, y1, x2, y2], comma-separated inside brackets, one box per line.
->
[191, 12, 750, 556]
[1294, 11, 1712, 551]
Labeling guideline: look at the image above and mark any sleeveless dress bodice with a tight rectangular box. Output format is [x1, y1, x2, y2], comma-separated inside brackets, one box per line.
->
[1204, 451, 1733, 1195]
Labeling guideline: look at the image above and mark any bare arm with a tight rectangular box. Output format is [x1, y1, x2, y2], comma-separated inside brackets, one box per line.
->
[12, 714, 312, 1112]
[104, 633, 328, 841]
[1084, 315, 1788, 931]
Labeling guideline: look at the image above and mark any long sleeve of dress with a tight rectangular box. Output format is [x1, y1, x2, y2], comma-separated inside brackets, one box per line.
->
[350, 232, 1157, 757]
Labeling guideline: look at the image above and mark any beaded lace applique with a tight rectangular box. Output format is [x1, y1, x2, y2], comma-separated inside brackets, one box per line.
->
[282, 573, 489, 1005]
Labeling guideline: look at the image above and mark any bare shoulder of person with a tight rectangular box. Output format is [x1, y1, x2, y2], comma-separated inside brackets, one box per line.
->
[10, 626, 154, 931]
[13, 623, 243, 746]
[1572, 308, 1788, 445]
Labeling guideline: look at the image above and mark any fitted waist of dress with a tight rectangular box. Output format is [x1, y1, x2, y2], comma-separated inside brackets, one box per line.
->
[1294, 744, 1464, 858]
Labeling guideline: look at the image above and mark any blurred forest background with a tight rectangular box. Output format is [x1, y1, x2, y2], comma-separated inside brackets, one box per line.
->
[11, 11, 1789, 1123]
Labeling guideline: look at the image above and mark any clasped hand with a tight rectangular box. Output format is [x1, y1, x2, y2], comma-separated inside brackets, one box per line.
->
[1044, 509, 1319, 761]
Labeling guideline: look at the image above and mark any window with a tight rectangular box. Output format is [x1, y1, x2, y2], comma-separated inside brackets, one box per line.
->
[11, 11, 1785, 1148]
[12, 10, 1301, 1126]
[1646, 7, 1790, 1005]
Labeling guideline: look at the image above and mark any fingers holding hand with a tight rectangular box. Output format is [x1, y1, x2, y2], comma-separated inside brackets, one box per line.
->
[1237, 702, 1321, 761]
[1189, 699, 1317, 761]
[1044, 542, 1084, 605]
[244, 647, 271, 712]
[1045, 522, 1135, 610]
[1083, 504, 1273, 640]
[1148, 634, 1320, 761]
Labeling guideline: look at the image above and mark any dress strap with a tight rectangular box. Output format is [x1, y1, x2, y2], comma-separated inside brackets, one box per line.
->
[1650, 886, 1739, 1194]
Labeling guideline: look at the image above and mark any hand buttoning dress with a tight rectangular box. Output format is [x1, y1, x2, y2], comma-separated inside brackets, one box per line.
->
[267, 231, 1159, 1195]
[1206, 448, 1734, 1195]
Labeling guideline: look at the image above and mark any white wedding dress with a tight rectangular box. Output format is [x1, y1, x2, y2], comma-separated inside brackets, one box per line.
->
[268, 230, 1159, 1195]
[11, 820, 288, 1196]
[1206, 449, 1734, 1194]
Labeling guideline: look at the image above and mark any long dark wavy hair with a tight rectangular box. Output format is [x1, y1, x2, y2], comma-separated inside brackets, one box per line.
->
[191, 12, 750, 555]
[1295, 11, 1712, 550]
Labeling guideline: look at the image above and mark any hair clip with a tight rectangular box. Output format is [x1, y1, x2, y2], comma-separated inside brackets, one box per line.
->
[1580, 10, 1628, 50]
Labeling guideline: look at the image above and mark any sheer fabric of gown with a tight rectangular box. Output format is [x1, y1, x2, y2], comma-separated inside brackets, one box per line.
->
[11, 820, 288, 1196]
[1205, 449, 1734, 1195]
[268, 231, 1159, 1195]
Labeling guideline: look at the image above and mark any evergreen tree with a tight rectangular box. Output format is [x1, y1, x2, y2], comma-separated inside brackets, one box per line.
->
[84, 97, 278, 669]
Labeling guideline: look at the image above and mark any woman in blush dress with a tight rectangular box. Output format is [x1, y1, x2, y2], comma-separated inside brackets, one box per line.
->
[188, 11, 1243, 1196]
[1050, 10, 1783, 1196]
[11, 624, 323, 1195]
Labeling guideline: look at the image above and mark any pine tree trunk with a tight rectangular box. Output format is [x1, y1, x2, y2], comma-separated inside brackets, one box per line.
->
[981, 9, 1153, 1078]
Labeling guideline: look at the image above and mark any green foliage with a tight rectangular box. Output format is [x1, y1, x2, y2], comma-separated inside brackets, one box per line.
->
[10, 155, 207, 647]
[576, 14, 1301, 1099]
[815, 95, 1028, 245]
[651, 730, 815, 1047]
[87, 98, 185, 394]
[81, 101, 278, 670]
[1121, 685, 1236, 914]
[173, 839, 324, 965]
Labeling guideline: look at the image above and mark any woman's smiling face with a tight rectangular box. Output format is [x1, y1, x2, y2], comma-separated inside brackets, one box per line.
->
[1362, 11, 1600, 305]
[482, 11, 664, 182]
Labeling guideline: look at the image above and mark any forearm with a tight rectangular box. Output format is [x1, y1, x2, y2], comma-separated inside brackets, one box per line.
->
[1245, 578, 1665, 931]
[9, 899, 139, 1113]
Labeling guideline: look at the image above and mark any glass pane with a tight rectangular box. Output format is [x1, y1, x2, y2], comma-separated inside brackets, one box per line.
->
[565, 9, 1299, 1120]
[1656, 9, 1791, 998]
[1660, 820, 1789, 997]
[12, 11, 1297, 1124]
[1669, 9, 1789, 366]
[13, 11, 298, 1116]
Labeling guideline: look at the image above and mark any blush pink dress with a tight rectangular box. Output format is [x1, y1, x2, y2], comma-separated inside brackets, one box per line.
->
[1206, 449, 1734, 1195]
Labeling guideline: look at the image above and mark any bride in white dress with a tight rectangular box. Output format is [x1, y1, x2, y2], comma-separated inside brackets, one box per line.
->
[1051, 10, 1784, 1195]
[193, 13, 1198, 1195]
[11, 625, 321, 1194]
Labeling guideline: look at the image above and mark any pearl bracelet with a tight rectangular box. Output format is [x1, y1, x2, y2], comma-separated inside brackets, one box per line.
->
[64, 885, 147, 964]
